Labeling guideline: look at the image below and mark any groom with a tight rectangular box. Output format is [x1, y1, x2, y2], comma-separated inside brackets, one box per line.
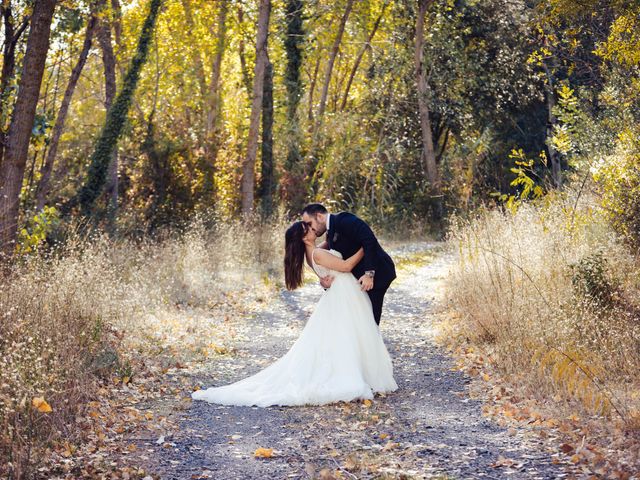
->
[302, 203, 396, 325]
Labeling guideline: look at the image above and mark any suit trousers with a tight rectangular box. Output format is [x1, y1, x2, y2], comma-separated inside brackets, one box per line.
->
[368, 286, 389, 325]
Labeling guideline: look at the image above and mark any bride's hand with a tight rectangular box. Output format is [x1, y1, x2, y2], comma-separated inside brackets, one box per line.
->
[320, 275, 334, 289]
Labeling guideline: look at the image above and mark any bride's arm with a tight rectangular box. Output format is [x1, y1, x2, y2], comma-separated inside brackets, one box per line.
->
[313, 248, 364, 273]
[344, 248, 364, 270]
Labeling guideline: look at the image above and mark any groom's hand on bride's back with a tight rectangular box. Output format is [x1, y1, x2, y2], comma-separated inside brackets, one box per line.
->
[320, 275, 334, 289]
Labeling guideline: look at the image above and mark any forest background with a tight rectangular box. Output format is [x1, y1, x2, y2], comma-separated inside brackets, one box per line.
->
[1, 0, 640, 477]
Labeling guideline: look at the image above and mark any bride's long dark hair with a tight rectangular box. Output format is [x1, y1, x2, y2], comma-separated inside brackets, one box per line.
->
[284, 221, 307, 290]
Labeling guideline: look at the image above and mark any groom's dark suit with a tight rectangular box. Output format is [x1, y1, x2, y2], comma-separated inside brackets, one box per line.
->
[327, 212, 396, 325]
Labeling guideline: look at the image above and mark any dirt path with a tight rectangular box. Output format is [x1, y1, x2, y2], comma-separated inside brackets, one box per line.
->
[130, 244, 570, 479]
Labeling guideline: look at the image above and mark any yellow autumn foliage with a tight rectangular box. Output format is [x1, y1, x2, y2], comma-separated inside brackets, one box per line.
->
[447, 187, 640, 418]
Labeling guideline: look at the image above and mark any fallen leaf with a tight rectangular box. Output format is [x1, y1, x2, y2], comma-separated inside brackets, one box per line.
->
[60, 442, 74, 458]
[32, 397, 52, 413]
[560, 443, 575, 454]
[254, 447, 274, 458]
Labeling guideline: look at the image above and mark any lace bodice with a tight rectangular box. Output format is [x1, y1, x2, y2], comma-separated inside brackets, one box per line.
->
[311, 248, 343, 277]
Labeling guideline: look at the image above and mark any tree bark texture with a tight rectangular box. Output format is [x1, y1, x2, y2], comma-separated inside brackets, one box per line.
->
[0, 0, 57, 257]
[259, 58, 274, 217]
[415, 0, 441, 206]
[240, 0, 271, 214]
[96, 0, 119, 209]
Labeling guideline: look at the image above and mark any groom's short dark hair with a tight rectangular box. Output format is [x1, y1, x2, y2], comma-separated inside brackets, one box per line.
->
[302, 203, 327, 216]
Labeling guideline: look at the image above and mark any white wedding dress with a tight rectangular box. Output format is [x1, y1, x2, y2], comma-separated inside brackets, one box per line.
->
[191, 249, 398, 407]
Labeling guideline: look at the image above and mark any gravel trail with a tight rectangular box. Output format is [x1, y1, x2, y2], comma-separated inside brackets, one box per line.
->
[132, 243, 570, 479]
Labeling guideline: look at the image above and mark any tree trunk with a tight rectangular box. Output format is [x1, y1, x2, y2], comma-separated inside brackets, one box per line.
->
[284, 0, 304, 141]
[237, 5, 253, 95]
[205, 0, 228, 141]
[316, 0, 354, 120]
[1, 6, 16, 112]
[36, 15, 97, 210]
[542, 61, 562, 188]
[282, 0, 304, 212]
[111, 0, 123, 46]
[180, 0, 207, 100]
[78, 0, 162, 214]
[331, 53, 347, 112]
[415, 0, 441, 216]
[0, 0, 57, 257]
[96, 0, 119, 210]
[307, 54, 321, 123]
[436, 126, 450, 164]
[142, 115, 169, 228]
[340, 1, 387, 111]
[284, 0, 304, 186]
[0, 3, 30, 167]
[259, 58, 274, 217]
[240, 0, 271, 215]
[110, 0, 127, 82]
[203, 0, 228, 198]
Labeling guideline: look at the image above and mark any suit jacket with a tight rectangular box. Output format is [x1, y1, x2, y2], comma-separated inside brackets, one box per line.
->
[327, 212, 396, 289]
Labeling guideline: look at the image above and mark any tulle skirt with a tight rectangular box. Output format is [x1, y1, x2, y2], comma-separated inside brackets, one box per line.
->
[191, 273, 397, 407]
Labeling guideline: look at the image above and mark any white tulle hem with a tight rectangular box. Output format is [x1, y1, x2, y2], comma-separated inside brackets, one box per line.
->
[192, 272, 398, 407]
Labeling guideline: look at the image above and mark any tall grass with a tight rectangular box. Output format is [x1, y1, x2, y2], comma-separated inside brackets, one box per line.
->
[446, 189, 640, 421]
[0, 214, 287, 478]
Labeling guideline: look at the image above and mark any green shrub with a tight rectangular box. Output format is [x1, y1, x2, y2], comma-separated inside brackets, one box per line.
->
[570, 251, 620, 310]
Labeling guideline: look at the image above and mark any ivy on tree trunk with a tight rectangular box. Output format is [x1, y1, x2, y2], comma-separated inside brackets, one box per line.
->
[78, 0, 162, 215]
[284, 0, 304, 171]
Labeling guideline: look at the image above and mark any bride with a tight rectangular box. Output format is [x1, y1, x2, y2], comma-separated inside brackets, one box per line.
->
[191, 221, 397, 407]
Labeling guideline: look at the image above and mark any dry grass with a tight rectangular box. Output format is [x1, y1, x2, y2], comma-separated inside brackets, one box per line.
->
[445, 189, 640, 422]
[0, 213, 287, 479]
